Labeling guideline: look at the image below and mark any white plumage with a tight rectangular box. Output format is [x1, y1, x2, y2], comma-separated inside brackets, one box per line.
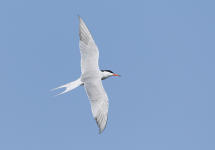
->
[52, 16, 120, 133]
[79, 16, 109, 133]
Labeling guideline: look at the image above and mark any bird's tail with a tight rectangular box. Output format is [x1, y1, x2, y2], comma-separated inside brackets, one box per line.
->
[51, 78, 83, 97]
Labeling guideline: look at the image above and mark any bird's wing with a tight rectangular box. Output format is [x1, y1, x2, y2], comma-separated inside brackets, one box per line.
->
[79, 16, 108, 133]
[79, 16, 99, 73]
[82, 77, 109, 134]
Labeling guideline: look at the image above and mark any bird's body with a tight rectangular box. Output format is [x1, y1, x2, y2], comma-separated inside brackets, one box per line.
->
[52, 16, 120, 133]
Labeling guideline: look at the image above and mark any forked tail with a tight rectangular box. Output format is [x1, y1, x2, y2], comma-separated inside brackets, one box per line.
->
[51, 78, 83, 97]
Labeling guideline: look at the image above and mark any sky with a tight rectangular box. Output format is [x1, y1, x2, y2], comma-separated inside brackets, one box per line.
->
[0, 0, 215, 149]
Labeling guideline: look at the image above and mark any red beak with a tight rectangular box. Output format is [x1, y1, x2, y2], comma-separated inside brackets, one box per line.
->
[113, 74, 121, 77]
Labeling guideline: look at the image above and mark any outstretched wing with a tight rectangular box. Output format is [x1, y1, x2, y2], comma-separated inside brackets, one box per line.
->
[83, 77, 109, 134]
[79, 16, 108, 133]
[79, 16, 100, 73]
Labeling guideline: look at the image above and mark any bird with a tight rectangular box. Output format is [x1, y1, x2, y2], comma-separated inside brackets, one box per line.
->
[51, 16, 121, 134]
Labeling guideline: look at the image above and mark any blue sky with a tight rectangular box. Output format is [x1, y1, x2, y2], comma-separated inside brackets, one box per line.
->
[0, 0, 214, 149]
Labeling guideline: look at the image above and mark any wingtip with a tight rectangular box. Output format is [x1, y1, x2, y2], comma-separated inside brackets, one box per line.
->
[99, 128, 105, 134]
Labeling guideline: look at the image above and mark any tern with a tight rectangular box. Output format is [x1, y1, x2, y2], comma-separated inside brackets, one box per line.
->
[51, 16, 121, 134]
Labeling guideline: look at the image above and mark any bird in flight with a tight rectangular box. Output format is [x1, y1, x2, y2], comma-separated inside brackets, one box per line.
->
[51, 16, 121, 134]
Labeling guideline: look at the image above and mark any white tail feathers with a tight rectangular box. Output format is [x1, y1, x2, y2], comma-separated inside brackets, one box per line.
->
[51, 78, 83, 97]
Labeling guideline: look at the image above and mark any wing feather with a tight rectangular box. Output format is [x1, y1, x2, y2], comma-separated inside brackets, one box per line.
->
[79, 15, 94, 45]
[79, 16, 108, 133]
[78, 16, 99, 73]
[82, 78, 109, 134]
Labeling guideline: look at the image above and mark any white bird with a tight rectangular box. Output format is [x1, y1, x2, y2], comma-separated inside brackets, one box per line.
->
[51, 16, 121, 134]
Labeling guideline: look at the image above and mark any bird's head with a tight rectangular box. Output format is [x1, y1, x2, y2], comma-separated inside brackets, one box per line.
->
[101, 70, 121, 80]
